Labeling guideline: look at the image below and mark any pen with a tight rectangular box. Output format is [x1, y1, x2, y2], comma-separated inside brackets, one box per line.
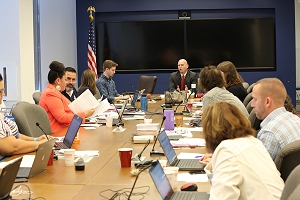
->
[194, 155, 202, 158]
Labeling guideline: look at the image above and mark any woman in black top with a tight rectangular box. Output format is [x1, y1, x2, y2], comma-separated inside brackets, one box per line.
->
[217, 61, 248, 102]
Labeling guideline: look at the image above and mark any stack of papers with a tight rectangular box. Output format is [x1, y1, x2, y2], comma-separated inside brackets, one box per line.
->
[170, 138, 206, 148]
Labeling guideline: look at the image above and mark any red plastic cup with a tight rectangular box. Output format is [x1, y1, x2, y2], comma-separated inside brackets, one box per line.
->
[47, 149, 54, 166]
[118, 148, 133, 167]
[186, 102, 193, 112]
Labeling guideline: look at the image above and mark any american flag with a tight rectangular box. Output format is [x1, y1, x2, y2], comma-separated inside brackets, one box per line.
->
[87, 20, 97, 77]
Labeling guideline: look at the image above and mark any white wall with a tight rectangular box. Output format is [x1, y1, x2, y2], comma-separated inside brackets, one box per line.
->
[39, 0, 77, 89]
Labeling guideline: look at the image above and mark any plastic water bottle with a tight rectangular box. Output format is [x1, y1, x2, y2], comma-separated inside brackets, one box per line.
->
[140, 95, 148, 111]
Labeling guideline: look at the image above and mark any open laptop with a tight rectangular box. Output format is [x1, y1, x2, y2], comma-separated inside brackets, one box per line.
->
[149, 161, 209, 200]
[157, 130, 204, 171]
[16, 139, 56, 179]
[115, 89, 145, 110]
[55, 114, 83, 149]
[0, 157, 23, 200]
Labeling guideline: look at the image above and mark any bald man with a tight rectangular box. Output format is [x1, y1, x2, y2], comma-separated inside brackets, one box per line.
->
[169, 59, 198, 92]
[251, 78, 300, 160]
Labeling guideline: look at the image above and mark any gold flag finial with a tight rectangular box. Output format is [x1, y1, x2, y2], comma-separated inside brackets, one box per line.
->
[87, 6, 96, 23]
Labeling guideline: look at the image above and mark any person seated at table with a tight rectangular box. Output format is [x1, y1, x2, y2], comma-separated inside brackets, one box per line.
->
[169, 59, 198, 92]
[217, 61, 247, 102]
[202, 102, 284, 199]
[0, 113, 49, 160]
[199, 65, 249, 117]
[39, 61, 95, 133]
[77, 69, 102, 99]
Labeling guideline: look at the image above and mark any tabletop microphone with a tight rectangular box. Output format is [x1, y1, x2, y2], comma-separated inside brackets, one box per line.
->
[150, 116, 166, 156]
[174, 101, 183, 113]
[132, 139, 150, 162]
[36, 122, 49, 140]
[128, 160, 159, 200]
[130, 83, 135, 92]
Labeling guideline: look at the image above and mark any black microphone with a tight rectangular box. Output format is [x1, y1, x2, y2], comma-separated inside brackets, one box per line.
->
[150, 116, 166, 156]
[132, 139, 150, 162]
[36, 122, 49, 140]
[130, 84, 135, 92]
[174, 101, 183, 113]
[128, 160, 159, 200]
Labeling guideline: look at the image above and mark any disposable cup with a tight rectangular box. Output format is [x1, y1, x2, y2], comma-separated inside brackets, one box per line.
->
[106, 116, 113, 127]
[164, 166, 179, 189]
[144, 118, 153, 124]
[64, 149, 75, 166]
[158, 159, 167, 169]
[118, 148, 133, 167]
[174, 112, 183, 127]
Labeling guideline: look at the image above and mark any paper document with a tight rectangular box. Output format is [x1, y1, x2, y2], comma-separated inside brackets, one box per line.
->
[177, 173, 208, 182]
[68, 90, 110, 117]
[20, 155, 35, 167]
[171, 138, 206, 147]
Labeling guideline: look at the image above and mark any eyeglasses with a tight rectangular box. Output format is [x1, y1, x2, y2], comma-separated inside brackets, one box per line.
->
[0, 88, 5, 95]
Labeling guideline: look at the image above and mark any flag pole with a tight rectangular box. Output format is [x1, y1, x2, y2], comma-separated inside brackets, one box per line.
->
[87, 6, 98, 78]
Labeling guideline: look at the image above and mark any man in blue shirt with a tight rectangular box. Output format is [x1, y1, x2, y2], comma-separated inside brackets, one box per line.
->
[96, 60, 130, 103]
[251, 78, 300, 160]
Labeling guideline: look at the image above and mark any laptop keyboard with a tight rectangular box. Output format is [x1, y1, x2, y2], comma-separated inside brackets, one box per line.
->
[55, 142, 68, 149]
[178, 159, 200, 168]
[17, 167, 31, 178]
[172, 191, 197, 200]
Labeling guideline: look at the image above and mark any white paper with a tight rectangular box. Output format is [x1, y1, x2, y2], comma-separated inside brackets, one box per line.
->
[177, 173, 209, 182]
[170, 138, 206, 147]
[68, 90, 111, 117]
[58, 150, 99, 157]
[80, 124, 101, 127]
[20, 155, 35, 167]
[177, 152, 204, 159]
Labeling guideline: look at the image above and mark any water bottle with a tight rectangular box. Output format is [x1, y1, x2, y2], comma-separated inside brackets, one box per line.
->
[140, 94, 148, 111]
[191, 84, 197, 98]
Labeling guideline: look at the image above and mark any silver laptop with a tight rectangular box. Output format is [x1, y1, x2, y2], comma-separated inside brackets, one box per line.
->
[157, 130, 204, 171]
[0, 157, 23, 200]
[149, 161, 209, 200]
[55, 114, 83, 149]
[16, 139, 56, 178]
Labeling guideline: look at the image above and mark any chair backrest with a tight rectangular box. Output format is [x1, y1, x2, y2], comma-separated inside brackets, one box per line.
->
[12, 101, 52, 137]
[242, 82, 249, 90]
[246, 99, 253, 114]
[137, 76, 158, 94]
[32, 91, 42, 105]
[247, 83, 255, 93]
[281, 164, 300, 200]
[274, 139, 300, 182]
[243, 92, 253, 107]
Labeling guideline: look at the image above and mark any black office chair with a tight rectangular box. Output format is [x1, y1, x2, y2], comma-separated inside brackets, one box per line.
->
[274, 139, 300, 182]
[137, 76, 158, 94]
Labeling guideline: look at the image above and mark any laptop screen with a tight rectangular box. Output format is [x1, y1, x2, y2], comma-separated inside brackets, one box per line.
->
[63, 115, 83, 147]
[149, 161, 174, 199]
[157, 131, 177, 164]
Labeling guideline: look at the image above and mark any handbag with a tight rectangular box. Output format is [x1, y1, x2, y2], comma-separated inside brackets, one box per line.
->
[164, 90, 187, 104]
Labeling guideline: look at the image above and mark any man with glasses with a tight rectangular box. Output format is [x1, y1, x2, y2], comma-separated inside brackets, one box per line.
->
[61, 67, 78, 101]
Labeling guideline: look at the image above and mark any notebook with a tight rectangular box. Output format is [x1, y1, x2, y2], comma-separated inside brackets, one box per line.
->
[149, 161, 210, 200]
[16, 139, 56, 178]
[55, 114, 83, 149]
[0, 157, 23, 200]
[157, 130, 204, 171]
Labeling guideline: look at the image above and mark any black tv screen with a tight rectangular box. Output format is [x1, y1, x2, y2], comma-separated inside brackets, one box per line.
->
[96, 18, 275, 72]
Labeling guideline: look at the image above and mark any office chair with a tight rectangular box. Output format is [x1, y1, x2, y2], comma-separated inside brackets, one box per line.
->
[136, 76, 157, 94]
[243, 92, 253, 107]
[246, 99, 253, 114]
[246, 83, 255, 93]
[12, 101, 52, 137]
[274, 139, 300, 182]
[242, 82, 249, 90]
[281, 164, 300, 200]
[32, 91, 42, 105]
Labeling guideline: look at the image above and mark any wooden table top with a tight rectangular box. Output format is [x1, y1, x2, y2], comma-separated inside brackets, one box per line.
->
[9, 99, 209, 200]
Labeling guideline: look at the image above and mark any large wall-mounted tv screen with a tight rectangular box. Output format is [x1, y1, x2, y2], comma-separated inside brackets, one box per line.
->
[96, 18, 275, 72]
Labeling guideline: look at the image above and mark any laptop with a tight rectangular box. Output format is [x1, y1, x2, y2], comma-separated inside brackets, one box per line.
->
[157, 130, 204, 171]
[16, 139, 56, 178]
[0, 157, 23, 200]
[112, 100, 128, 126]
[55, 114, 83, 149]
[115, 89, 145, 110]
[149, 161, 210, 200]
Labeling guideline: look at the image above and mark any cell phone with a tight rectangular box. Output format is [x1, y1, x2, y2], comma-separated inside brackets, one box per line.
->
[15, 178, 28, 183]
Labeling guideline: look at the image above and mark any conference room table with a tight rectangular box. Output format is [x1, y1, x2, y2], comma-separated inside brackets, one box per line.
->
[11, 99, 210, 200]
